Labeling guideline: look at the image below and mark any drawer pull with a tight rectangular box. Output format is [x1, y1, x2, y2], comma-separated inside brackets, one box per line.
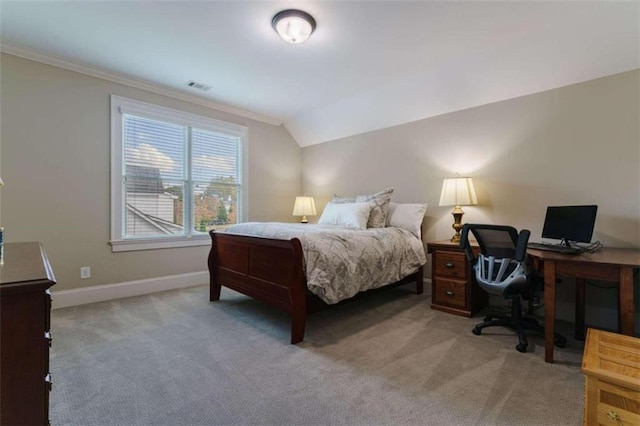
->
[445, 262, 454, 268]
[445, 291, 455, 297]
[45, 373, 52, 391]
[45, 331, 53, 347]
[606, 411, 620, 421]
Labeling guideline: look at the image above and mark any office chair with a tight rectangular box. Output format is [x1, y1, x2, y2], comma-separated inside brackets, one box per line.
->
[460, 224, 567, 353]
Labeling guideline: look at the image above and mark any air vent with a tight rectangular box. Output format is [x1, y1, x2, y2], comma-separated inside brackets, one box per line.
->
[186, 80, 212, 91]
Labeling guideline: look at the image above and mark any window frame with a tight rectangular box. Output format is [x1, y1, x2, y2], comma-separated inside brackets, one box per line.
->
[110, 95, 248, 252]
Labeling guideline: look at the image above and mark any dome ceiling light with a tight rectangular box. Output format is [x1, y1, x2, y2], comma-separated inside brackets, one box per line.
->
[272, 9, 316, 44]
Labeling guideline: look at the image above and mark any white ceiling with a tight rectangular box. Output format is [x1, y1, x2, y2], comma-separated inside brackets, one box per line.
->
[1, 1, 638, 147]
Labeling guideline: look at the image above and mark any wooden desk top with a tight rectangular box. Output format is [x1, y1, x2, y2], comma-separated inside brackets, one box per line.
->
[429, 240, 640, 268]
[527, 247, 640, 268]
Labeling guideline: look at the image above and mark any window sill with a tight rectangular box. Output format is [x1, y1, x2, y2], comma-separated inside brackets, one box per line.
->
[110, 236, 210, 252]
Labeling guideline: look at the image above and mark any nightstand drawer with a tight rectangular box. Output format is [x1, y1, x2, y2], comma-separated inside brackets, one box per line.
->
[433, 278, 466, 308]
[434, 251, 468, 279]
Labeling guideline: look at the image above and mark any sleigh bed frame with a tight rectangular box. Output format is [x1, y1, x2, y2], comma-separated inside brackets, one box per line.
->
[208, 230, 424, 344]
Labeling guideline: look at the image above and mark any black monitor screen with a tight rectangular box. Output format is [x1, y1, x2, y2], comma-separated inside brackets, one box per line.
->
[541, 205, 598, 243]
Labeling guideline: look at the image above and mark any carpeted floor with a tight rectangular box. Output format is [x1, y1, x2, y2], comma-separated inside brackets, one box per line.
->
[50, 284, 585, 425]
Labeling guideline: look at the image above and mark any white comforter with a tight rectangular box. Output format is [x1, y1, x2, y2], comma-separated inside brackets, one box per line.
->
[224, 223, 426, 304]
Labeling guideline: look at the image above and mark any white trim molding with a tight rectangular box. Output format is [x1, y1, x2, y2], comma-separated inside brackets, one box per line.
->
[110, 236, 210, 252]
[51, 271, 208, 309]
[52, 274, 430, 309]
[0, 42, 282, 126]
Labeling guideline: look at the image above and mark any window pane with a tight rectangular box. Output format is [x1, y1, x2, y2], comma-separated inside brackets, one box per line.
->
[192, 128, 240, 182]
[125, 180, 184, 238]
[193, 181, 239, 233]
[123, 114, 186, 238]
[192, 129, 241, 231]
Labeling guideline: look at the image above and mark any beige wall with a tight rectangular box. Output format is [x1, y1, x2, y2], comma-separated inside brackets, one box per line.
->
[303, 70, 639, 247]
[302, 70, 640, 326]
[0, 53, 301, 291]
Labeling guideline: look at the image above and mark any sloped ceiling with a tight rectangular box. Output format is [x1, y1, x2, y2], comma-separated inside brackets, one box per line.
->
[1, 1, 638, 147]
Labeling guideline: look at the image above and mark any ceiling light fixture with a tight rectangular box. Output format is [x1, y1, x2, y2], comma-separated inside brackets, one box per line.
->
[272, 9, 316, 44]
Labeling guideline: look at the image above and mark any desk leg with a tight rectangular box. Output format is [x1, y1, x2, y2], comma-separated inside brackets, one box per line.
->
[575, 278, 586, 341]
[544, 261, 557, 363]
[619, 267, 634, 336]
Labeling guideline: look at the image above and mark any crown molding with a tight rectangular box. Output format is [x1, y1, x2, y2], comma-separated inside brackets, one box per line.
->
[0, 42, 283, 126]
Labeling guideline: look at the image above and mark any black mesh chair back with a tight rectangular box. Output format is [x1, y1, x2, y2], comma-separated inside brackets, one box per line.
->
[460, 224, 530, 298]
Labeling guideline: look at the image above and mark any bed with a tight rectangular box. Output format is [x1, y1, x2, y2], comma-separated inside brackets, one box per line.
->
[207, 207, 427, 344]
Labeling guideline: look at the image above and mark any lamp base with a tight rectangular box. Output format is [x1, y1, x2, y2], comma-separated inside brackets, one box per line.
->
[301, 216, 308, 223]
[450, 206, 465, 243]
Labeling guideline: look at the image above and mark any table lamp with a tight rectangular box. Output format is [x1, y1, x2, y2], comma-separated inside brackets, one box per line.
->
[439, 177, 478, 243]
[292, 196, 316, 223]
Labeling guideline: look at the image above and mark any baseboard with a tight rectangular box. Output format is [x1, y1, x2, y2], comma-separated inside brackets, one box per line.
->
[52, 274, 430, 310]
[488, 297, 637, 332]
[423, 278, 432, 296]
[51, 271, 208, 309]
[555, 299, 632, 330]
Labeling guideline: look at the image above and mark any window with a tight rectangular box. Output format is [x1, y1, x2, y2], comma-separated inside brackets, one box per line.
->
[110, 96, 248, 252]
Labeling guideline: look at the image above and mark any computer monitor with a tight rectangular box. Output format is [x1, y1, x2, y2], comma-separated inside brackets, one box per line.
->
[541, 205, 598, 246]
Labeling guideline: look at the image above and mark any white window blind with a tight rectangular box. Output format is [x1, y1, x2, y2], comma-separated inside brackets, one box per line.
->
[111, 96, 248, 252]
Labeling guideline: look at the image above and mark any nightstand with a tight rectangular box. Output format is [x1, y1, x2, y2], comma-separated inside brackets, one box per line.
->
[427, 240, 487, 317]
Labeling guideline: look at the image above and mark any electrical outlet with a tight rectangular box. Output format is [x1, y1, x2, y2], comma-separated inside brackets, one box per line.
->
[80, 266, 91, 279]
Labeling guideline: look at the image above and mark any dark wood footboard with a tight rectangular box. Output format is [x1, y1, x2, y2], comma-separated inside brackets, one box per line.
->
[208, 231, 307, 343]
[208, 230, 424, 344]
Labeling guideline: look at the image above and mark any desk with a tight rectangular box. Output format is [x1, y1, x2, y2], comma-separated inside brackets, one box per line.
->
[528, 248, 640, 363]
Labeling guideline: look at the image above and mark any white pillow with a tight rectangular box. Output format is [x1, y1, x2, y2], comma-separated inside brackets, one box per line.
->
[386, 202, 428, 238]
[318, 202, 371, 230]
[333, 187, 394, 228]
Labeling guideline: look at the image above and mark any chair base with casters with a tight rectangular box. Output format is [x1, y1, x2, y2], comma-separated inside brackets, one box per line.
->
[460, 223, 567, 353]
[471, 293, 567, 353]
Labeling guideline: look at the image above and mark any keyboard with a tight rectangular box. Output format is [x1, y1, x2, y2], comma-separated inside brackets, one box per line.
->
[527, 242, 583, 254]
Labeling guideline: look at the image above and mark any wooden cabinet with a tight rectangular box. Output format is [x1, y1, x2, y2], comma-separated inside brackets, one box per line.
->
[427, 241, 487, 317]
[582, 328, 640, 425]
[1, 242, 56, 425]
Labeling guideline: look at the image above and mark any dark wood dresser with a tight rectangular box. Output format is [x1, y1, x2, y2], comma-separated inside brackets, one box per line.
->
[427, 240, 487, 317]
[1, 242, 56, 425]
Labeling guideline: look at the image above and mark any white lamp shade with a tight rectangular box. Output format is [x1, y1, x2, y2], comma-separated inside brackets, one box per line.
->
[292, 196, 317, 216]
[439, 177, 478, 207]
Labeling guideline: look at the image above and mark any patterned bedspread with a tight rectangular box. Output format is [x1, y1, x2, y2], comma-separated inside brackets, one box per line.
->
[223, 223, 426, 304]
